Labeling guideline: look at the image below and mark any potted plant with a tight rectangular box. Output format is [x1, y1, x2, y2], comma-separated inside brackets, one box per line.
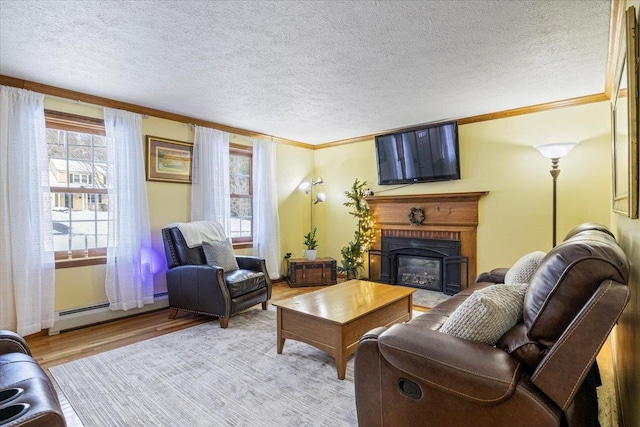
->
[303, 227, 318, 260]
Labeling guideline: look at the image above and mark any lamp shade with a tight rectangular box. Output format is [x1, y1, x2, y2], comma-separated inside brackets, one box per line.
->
[533, 142, 578, 159]
[298, 181, 311, 192]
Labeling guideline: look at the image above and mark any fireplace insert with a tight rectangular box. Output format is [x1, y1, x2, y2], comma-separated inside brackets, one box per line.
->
[372, 236, 468, 295]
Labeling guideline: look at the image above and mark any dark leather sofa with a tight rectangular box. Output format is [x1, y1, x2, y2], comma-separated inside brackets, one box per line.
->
[162, 225, 272, 328]
[354, 223, 629, 427]
[0, 330, 65, 426]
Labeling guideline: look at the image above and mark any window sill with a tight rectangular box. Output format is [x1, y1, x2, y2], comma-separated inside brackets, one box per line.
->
[233, 242, 253, 250]
[55, 256, 107, 269]
[54, 243, 254, 268]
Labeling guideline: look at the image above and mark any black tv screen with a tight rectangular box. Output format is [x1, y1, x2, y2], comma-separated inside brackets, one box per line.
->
[375, 121, 460, 185]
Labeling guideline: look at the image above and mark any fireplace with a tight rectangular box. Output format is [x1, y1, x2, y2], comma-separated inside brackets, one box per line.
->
[375, 236, 467, 295]
[364, 192, 487, 293]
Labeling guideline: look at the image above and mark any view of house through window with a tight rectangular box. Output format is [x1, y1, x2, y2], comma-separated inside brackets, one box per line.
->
[46, 113, 109, 260]
[46, 111, 255, 260]
[229, 145, 252, 243]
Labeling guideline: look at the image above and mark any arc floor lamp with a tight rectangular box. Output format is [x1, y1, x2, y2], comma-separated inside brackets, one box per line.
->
[298, 177, 325, 230]
[534, 142, 578, 247]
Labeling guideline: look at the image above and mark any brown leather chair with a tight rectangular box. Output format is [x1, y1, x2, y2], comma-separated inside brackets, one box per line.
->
[354, 223, 629, 427]
[0, 331, 66, 426]
[162, 225, 272, 328]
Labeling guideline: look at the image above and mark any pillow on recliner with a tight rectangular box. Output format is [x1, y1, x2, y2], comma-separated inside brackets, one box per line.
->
[439, 284, 528, 345]
[504, 251, 546, 284]
[202, 240, 239, 272]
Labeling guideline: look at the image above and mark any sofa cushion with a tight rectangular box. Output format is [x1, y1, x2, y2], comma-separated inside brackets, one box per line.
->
[225, 270, 267, 298]
[409, 283, 494, 331]
[202, 240, 239, 272]
[504, 251, 546, 284]
[440, 284, 528, 345]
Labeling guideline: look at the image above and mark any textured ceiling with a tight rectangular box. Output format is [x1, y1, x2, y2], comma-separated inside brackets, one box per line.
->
[0, 0, 611, 144]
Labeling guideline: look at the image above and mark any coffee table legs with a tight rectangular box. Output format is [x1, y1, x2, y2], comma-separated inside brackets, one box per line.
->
[277, 306, 347, 379]
[276, 307, 285, 354]
[335, 350, 347, 380]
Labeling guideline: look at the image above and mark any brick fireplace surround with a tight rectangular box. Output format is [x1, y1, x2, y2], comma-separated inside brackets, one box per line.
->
[365, 192, 488, 290]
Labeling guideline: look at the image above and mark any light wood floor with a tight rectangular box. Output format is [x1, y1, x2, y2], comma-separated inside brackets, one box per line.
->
[24, 282, 330, 371]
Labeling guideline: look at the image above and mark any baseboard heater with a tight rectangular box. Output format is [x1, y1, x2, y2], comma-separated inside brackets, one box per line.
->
[48, 292, 170, 336]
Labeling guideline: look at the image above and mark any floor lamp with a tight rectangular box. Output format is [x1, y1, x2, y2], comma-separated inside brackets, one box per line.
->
[533, 142, 578, 247]
[298, 177, 325, 231]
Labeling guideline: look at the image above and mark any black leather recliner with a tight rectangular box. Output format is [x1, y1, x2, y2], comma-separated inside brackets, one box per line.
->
[162, 225, 272, 328]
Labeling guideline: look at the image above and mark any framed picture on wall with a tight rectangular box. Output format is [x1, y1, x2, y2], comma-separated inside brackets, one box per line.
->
[611, 6, 639, 218]
[146, 136, 193, 184]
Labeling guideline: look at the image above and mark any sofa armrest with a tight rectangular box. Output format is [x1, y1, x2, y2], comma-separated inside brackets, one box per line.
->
[236, 256, 272, 299]
[377, 322, 521, 405]
[475, 267, 509, 284]
[166, 264, 230, 316]
[167, 264, 224, 277]
[0, 330, 31, 356]
[531, 280, 629, 410]
[236, 256, 266, 273]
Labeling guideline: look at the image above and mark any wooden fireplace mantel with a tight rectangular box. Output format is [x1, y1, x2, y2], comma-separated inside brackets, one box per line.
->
[365, 191, 488, 288]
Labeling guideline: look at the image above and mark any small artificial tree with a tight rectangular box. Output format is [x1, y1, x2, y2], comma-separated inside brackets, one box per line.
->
[337, 179, 375, 278]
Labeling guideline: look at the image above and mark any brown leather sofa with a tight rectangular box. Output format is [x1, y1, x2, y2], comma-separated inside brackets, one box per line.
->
[354, 223, 629, 427]
[0, 330, 65, 426]
[162, 226, 272, 328]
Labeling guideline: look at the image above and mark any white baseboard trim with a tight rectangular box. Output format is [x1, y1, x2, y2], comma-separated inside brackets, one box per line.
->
[48, 294, 169, 335]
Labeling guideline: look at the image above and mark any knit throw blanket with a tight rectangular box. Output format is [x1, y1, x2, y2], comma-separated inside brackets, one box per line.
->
[167, 221, 227, 248]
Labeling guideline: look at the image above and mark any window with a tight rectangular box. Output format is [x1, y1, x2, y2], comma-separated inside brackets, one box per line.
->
[69, 173, 92, 184]
[45, 112, 254, 262]
[45, 110, 108, 265]
[229, 144, 252, 246]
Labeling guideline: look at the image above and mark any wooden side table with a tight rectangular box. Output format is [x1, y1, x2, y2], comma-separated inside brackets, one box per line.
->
[286, 257, 337, 287]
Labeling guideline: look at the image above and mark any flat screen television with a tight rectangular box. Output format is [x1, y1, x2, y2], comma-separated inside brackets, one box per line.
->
[375, 120, 460, 185]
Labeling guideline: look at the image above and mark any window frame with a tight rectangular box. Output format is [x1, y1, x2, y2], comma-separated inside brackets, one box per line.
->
[229, 143, 253, 249]
[45, 110, 108, 269]
[45, 113, 256, 264]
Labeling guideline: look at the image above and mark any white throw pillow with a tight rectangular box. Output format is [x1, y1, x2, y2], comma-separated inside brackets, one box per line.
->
[504, 251, 546, 284]
[439, 284, 529, 345]
[202, 240, 239, 272]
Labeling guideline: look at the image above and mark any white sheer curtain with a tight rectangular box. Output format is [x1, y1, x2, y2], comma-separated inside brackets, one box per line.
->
[191, 126, 231, 235]
[0, 86, 55, 335]
[252, 138, 281, 279]
[104, 107, 154, 311]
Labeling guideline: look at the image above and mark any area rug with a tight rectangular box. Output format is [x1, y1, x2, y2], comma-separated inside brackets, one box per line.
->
[412, 288, 451, 308]
[50, 310, 357, 426]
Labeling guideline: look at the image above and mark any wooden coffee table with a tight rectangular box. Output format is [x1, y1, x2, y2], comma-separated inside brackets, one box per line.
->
[273, 279, 415, 379]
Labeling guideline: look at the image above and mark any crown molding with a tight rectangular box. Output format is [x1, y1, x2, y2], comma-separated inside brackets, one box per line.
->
[0, 74, 314, 150]
[315, 93, 609, 149]
[0, 75, 610, 151]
